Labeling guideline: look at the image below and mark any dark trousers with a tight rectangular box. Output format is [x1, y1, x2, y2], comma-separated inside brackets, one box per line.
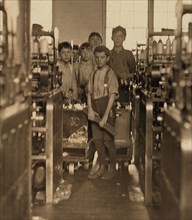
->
[91, 121, 116, 166]
[88, 120, 96, 162]
[118, 85, 130, 103]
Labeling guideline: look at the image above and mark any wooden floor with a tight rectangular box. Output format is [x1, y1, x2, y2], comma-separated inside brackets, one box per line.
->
[32, 165, 180, 220]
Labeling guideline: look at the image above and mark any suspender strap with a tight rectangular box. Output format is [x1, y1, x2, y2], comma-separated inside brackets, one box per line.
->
[92, 67, 111, 97]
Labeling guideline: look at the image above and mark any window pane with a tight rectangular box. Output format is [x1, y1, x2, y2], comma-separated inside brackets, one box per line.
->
[134, 0, 148, 11]
[106, 0, 191, 49]
[121, 10, 134, 28]
[106, 0, 148, 49]
[134, 11, 147, 28]
[31, 0, 52, 31]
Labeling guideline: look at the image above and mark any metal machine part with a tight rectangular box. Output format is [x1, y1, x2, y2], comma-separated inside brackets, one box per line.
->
[31, 25, 61, 92]
[131, 1, 192, 217]
[161, 2, 192, 220]
[31, 90, 63, 203]
[0, 103, 31, 219]
[0, 0, 31, 219]
[30, 22, 64, 203]
[63, 108, 89, 175]
[0, 0, 31, 108]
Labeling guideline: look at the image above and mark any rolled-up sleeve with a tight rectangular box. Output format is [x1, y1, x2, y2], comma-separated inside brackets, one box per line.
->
[87, 73, 93, 95]
[108, 69, 119, 99]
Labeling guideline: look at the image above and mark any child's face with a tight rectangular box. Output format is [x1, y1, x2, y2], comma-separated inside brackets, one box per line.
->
[81, 48, 92, 61]
[112, 31, 126, 47]
[94, 51, 109, 68]
[60, 48, 72, 63]
[72, 49, 80, 62]
[89, 36, 102, 49]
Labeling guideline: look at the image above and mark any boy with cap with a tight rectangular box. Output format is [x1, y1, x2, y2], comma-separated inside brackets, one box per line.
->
[88, 32, 103, 51]
[110, 26, 136, 103]
[57, 41, 78, 100]
[87, 45, 119, 180]
[88, 32, 103, 66]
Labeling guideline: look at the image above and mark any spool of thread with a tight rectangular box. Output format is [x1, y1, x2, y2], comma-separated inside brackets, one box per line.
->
[172, 38, 177, 54]
[40, 38, 49, 54]
[165, 37, 171, 54]
[181, 37, 187, 50]
[187, 39, 192, 54]
[140, 48, 144, 60]
[152, 40, 157, 54]
[54, 27, 59, 49]
[143, 48, 147, 61]
[33, 37, 39, 54]
[157, 39, 164, 54]
[71, 40, 74, 49]
[187, 23, 192, 54]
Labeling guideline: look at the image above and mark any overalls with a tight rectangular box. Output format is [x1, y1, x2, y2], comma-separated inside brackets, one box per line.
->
[90, 68, 116, 166]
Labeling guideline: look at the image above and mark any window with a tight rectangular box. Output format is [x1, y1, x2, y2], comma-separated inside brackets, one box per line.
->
[154, 0, 192, 31]
[31, 0, 52, 31]
[106, 0, 148, 50]
[106, 0, 192, 50]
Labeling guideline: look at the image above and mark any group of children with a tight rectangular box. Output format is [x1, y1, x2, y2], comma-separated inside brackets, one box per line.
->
[57, 32, 103, 103]
[58, 26, 136, 180]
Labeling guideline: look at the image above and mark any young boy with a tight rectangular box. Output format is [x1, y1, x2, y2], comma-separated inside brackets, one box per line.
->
[57, 41, 77, 100]
[72, 44, 80, 63]
[87, 45, 119, 180]
[88, 32, 103, 66]
[88, 32, 103, 51]
[109, 26, 136, 103]
[73, 42, 95, 103]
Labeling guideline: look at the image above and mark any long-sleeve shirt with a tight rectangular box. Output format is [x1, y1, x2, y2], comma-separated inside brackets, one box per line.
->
[57, 60, 77, 99]
[109, 47, 136, 80]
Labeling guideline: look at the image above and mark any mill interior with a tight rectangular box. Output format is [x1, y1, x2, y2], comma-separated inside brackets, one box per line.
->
[0, 0, 192, 220]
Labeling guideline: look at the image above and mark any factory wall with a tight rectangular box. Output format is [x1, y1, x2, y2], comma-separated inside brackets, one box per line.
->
[52, 0, 106, 45]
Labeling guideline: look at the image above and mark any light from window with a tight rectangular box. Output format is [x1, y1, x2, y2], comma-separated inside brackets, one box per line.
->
[31, 0, 52, 31]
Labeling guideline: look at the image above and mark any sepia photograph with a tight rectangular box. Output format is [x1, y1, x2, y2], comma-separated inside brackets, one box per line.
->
[0, 0, 192, 219]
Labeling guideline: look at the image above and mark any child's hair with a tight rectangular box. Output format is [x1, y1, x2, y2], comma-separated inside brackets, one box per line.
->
[73, 44, 79, 51]
[79, 42, 92, 51]
[88, 32, 103, 42]
[58, 41, 72, 52]
[94, 45, 110, 57]
[112, 26, 126, 37]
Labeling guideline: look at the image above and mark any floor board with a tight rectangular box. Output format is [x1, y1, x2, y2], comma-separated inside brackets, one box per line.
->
[32, 165, 180, 220]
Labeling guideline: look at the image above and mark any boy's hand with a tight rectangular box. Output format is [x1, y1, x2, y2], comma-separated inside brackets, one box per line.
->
[88, 108, 98, 121]
[119, 72, 128, 80]
[99, 114, 108, 128]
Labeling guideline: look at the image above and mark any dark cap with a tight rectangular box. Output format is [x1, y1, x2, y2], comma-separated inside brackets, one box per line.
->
[58, 41, 72, 52]
[88, 32, 103, 42]
[79, 42, 92, 51]
[112, 26, 126, 37]
[73, 44, 79, 50]
[94, 45, 110, 57]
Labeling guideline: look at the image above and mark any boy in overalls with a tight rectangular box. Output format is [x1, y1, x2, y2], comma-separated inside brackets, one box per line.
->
[87, 45, 119, 180]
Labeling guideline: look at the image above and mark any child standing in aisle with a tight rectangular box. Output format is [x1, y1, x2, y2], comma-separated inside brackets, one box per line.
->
[109, 26, 136, 103]
[57, 41, 78, 100]
[87, 45, 119, 180]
